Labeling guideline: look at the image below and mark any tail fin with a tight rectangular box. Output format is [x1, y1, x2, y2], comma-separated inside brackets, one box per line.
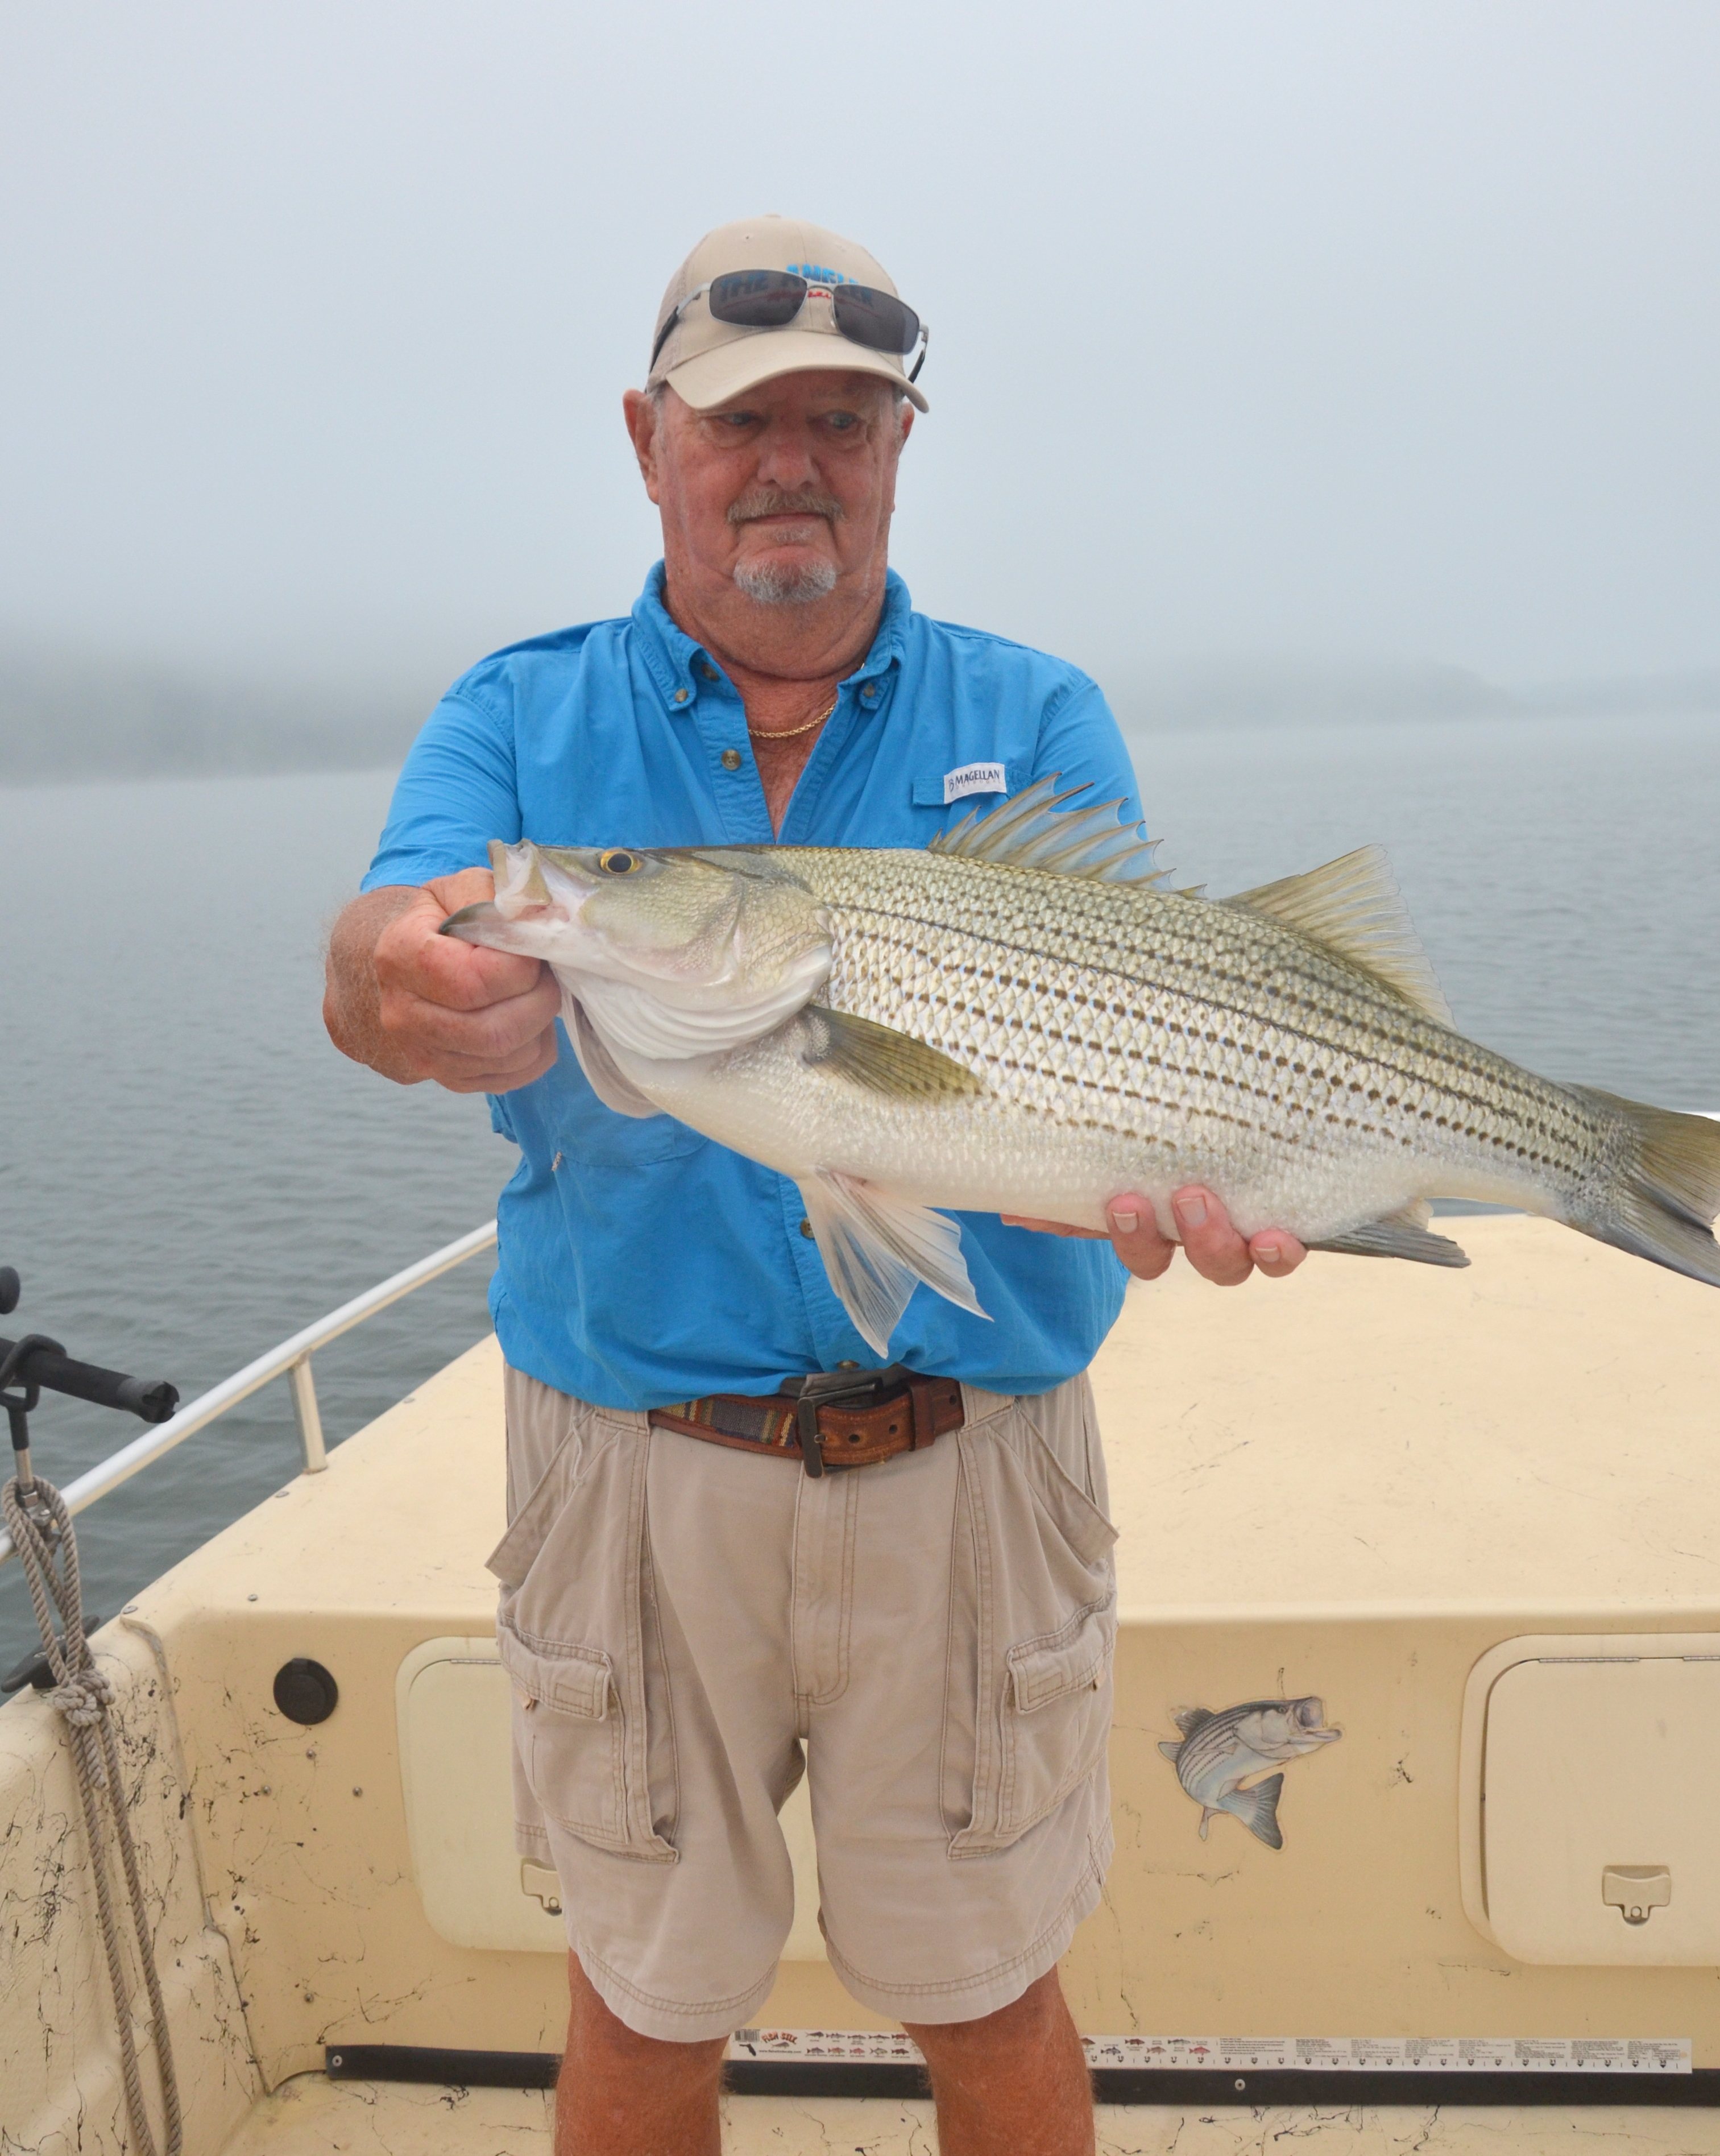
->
[1225, 1773, 1285, 1849]
[1569, 1092, 1720, 1289]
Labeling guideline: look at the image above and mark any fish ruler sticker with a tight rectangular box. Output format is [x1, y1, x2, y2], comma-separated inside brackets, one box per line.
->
[729, 2031, 1692, 2074]
[730, 2030, 925, 2062]
[942, 761, 1008, 805]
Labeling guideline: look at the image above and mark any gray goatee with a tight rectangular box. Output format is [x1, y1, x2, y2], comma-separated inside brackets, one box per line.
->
[729, 487, 843, 606]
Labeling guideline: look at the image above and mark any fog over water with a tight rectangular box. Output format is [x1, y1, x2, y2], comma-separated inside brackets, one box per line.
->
[1, 1, 1717, 750]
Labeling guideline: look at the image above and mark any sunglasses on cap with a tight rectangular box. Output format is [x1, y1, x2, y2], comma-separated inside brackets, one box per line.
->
[650, 270, 928, 381]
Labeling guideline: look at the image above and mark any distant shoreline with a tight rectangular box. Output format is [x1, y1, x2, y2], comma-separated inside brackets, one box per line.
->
[2, 648, 1714, 786]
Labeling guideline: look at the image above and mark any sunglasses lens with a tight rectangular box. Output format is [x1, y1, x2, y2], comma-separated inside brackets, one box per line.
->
[708, 270, 807, 328]
[831, 285, 921, 355]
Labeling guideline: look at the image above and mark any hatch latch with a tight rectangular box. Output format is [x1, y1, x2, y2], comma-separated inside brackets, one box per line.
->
[1602, 1865, 1671, 1925]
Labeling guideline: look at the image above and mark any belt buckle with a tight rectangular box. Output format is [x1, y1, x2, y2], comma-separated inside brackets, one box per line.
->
[784, 1365, 906, 1478]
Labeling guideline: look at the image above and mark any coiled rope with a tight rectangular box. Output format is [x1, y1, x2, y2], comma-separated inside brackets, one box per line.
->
[2, 1472, 183, 2156]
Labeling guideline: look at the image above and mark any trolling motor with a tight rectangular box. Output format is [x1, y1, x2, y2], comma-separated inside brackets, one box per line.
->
[0, 1266, 180, 1691]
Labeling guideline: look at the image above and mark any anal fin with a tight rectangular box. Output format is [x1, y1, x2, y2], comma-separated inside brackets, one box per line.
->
[1310, 1202, 1469, 1268]
[798, 1170, 990, 1356]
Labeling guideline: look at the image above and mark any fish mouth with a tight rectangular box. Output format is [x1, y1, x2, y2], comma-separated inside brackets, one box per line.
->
[439, 901, 503, 941]
[438, 897, 570, 948]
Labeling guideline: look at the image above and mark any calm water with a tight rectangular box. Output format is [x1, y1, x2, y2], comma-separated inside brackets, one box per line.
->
[3, 714, 1717, 1662]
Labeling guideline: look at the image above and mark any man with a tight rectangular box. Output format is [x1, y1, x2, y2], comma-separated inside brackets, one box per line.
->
[325, 216, 1304, 2156]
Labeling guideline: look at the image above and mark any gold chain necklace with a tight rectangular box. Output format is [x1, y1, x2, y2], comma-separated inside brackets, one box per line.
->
[747, 689, 839, 742]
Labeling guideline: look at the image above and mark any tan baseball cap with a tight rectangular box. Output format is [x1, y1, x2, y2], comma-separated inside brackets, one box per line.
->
[645, 214, 930, 413]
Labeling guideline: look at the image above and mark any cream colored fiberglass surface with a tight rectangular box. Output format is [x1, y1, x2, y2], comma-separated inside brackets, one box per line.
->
[8, 1214, 1720, 2154]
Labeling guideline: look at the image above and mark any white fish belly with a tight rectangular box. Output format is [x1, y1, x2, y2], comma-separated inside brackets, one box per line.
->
[623, 1030, 1548, 1244]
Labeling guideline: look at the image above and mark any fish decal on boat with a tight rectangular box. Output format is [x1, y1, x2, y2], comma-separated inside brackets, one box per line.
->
[443, 779, 1720, 1356]
[1159, 1695, 1342, 1849]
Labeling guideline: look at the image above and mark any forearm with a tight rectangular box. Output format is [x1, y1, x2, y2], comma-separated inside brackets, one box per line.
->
[324, 887, 425, 1082]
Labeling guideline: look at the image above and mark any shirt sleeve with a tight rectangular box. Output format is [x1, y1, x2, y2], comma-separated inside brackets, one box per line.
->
[1030, 674, 1145, 832]
[360, 685, 524, 891]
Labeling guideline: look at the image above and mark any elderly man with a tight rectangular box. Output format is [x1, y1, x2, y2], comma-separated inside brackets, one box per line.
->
[325, 216, 1304, 2156]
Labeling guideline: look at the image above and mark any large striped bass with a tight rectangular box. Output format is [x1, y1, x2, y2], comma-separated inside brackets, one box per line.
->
[444, 779, 1720, 1355]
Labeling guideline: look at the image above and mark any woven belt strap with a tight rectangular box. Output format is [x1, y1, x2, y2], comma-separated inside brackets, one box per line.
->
[648, 1365, 964, 1478]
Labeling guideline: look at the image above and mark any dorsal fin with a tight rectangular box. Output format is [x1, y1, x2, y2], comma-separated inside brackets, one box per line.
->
[1172, 1706, 1215, 1739]
[929, 774, 1172, 885]
[1221, 845, 1453, 1027]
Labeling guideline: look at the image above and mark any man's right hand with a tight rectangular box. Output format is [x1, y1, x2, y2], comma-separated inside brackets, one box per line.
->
[324, 867, 562, 1093]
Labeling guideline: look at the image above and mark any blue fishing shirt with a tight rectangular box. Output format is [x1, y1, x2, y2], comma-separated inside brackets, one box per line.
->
[363, 564, 1136, 1408]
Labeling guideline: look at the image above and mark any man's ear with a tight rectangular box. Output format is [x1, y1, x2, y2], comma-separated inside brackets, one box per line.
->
[621, 387, 662, 503]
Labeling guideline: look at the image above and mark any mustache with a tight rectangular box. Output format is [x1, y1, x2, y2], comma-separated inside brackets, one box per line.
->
[727, 487, 845, 527]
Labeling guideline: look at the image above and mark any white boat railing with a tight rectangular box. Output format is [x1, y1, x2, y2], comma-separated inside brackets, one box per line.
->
[0, 1222, 498, 1574]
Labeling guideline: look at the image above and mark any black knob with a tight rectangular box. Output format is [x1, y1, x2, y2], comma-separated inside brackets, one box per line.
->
[272, 1657, 339, 1725]
[0, 1270, 18, 1318]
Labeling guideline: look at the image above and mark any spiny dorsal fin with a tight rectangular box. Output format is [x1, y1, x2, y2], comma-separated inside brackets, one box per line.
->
[1221, 845, 1453, 1027]
[929, 774, 1171, 885]
[1172, 1706, 1215, 1739]
[797, 1005, 988, 1100]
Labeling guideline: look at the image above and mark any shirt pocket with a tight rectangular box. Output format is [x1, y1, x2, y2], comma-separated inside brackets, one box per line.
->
[544, 1049, 709, 1169]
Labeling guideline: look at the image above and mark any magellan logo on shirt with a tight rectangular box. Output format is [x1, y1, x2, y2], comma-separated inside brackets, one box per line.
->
[943, 762, 1008, 806]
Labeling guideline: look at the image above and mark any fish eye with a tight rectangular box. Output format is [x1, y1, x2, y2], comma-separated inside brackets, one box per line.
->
[597, 850, 641, 875]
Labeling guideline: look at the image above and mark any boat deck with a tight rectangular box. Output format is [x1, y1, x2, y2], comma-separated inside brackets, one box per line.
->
[10, 1213, 1720, 2153]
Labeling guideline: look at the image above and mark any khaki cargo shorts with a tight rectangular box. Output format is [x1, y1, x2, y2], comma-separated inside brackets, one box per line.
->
[490, 1366, 1117, 2043]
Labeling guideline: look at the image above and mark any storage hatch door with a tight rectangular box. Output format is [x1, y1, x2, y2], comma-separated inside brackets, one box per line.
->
[1484, 1653, 1720, 1965]
[397, 1637, 567, 1954]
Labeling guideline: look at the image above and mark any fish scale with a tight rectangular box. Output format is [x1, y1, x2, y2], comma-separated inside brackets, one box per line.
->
[804, 855, 1593, 1197]
[444, 777, 1720, 1355]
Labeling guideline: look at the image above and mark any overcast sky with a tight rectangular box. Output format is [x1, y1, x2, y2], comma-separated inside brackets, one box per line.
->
[2, 2, 1715, 713]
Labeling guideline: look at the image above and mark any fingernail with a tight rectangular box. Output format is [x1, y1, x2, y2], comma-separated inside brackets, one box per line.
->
[1175, 1193, 1207, 1229]
[1110, 1208, 1139, 1235]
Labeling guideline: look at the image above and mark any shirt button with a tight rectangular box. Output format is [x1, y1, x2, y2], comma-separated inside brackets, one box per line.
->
[674, 688, 689, 704]
[721, 747, 743, 772]
[837, 1359, 859, 1369]
[861, 683, 878, 700]
[701, 662, 720, 681]
[799, 1217, 814, 1238]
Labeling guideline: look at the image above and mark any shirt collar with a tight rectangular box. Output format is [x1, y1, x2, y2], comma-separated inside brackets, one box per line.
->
[632, 560, 910, 711]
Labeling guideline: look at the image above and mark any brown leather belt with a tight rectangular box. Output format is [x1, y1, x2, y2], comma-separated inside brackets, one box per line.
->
[648, 1364, 964, 1478]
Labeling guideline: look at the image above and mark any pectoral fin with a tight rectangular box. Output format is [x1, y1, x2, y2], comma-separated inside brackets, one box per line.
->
[1309, 1202, 1469, 1268]
[797, 1005, 987, 1099]
[797, 1170, 990, 1356]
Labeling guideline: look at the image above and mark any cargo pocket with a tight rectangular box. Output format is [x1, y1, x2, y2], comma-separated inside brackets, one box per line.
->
[488, 1412, 678, 1864]
[997, 1597, 1117, 1839]
[946, 1399, 1118, 1857]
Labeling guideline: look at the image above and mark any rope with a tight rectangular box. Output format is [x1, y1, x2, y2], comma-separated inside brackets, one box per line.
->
[2, 1472, 183, 2156]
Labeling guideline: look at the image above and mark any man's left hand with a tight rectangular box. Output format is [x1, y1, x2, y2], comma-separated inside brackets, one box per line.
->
[1002, 1186, 1307, 1286]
